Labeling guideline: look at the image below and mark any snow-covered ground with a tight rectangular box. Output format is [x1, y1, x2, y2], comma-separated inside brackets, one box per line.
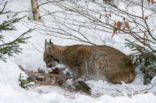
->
[0, 0, 156, 103]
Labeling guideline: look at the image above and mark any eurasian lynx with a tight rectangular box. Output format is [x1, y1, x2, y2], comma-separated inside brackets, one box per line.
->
[44, 40, 135, 83]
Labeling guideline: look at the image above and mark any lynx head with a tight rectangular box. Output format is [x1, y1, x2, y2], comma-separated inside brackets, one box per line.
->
[43, 39, 59, 68]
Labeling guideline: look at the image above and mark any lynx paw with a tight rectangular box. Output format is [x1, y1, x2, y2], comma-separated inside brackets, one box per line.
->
[73, 80, 91, 95]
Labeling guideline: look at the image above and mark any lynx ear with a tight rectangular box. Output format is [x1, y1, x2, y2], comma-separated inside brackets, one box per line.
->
[49, 39, 54, 46]
[49, 39, 54, 45]
[45, 39, 54, 50]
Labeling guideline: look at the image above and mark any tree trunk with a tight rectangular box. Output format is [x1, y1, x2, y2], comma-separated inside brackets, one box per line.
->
[31, 0, 40, 22]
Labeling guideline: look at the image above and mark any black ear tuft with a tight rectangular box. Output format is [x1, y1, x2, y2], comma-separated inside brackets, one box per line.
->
[49, 39, 52, 44]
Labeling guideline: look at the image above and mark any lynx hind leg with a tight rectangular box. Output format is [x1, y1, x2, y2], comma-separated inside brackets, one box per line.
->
[107, 71, 135, 83]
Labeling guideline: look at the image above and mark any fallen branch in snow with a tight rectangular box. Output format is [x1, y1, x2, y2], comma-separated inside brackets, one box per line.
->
[133, 82, 156, 95]
[111, 82, 156, 97]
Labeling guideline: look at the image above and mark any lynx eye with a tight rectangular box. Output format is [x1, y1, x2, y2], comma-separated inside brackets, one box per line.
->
[47, 55, 59, 63]
[53, 57, 59, 63]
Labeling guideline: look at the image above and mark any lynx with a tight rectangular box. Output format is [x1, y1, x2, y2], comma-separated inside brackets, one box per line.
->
[43, 40, 135, 83]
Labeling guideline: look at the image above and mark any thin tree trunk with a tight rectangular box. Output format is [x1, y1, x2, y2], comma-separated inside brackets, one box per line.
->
[31, 0, 40, 22]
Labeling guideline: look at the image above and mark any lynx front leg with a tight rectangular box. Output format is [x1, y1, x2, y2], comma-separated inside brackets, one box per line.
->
[74, 61, 88, 81]
[72, 62, 91, 95]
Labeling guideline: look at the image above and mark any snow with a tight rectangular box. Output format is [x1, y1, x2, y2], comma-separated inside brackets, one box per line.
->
[0, 0, 156, 103]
